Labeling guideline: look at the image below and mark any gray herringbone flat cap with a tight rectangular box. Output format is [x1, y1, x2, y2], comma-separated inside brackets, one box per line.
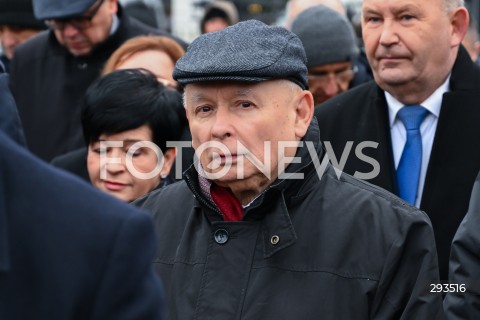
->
[173, 20, 308, 89]
[33, 0, 97, 20]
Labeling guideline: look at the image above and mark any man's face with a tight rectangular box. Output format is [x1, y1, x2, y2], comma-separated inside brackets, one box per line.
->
[53, 0, 117, 56]
[185, 80, 312, 202]
[0, 26, 41, 60]
[203, 17, 229, 33]
[361, 0, 462, 102]
[307, 61, 355, 105]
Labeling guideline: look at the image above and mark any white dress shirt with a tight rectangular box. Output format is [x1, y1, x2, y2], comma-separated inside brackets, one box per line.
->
[386, 76, 450, 207]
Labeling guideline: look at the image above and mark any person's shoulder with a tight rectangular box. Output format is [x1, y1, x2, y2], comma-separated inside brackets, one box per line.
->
[324, 168, 432, 227]
[13, 31, 51, 59]
[134, 179, 192, 212]
[314, 168, 431, 230]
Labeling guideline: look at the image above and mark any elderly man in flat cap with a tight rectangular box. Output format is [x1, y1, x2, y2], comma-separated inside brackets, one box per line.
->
[8, 0, 186, 162]
[135, 20, 444, 319]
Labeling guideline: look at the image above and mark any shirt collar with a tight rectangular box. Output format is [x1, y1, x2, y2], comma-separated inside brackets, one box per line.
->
[386, 75, 450, 127]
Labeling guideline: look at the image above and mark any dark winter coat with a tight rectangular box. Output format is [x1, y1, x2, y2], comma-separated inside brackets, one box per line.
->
[0, 130, 164, 319]
[443, 171, 480, 319]
[135, 119, 444, 319]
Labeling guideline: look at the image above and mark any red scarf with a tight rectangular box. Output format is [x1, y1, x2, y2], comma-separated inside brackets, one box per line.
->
[210, 184, 243, 221]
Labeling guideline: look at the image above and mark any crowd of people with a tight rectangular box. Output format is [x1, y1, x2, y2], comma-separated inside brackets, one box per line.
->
[0, 0, 479, 319]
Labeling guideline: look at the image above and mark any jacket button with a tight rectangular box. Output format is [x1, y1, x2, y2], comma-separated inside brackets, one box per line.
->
[270, 235, 280, 245]
[214, 229, 229, 244]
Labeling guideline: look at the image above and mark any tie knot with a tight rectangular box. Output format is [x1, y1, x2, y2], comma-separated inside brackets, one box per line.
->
[397, 105, 429, 131]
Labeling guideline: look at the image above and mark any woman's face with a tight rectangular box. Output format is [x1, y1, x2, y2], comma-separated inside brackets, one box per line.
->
[86, 124, 175, 202]
[116, 49, 178, 89]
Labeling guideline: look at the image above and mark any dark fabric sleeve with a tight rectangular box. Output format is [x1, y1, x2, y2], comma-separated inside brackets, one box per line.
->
[443, 172, 480, 319]
[0, 73, 25, 146]
[372, 211, 445, 319]
[90, 212, 165, 320]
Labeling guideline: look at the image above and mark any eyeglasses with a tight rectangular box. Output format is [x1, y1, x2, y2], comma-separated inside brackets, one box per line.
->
[45, 0, 105, 31]
[308, 66, 358, 86]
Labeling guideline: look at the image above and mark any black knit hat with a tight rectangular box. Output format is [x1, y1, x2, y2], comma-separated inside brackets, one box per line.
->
[174, 20, 309, 90]
[0, 0, 46, 29]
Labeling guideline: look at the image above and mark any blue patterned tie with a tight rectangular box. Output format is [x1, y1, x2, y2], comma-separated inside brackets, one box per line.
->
[396, 105, 429, 205]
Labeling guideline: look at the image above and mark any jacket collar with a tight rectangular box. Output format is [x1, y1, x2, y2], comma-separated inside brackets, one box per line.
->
[449, 45, 480, 91]
[183, 118, 327, 257]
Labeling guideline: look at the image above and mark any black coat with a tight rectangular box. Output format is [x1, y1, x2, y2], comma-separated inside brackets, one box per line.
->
[315, 46, 480, 281]
[9, 7, 186, 161]
[135, 120, 444, 319]
[0, 72, 24, 146]
[0, 130, 164, 319]
[443, 171, 480, 319]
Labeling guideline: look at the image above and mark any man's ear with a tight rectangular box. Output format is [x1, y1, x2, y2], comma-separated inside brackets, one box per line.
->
[294, 90, 314, 139]
[450, 7, 470, 47]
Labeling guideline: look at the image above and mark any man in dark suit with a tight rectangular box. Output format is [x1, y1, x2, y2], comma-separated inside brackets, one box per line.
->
[315, 0, 480, 281]
[0, 71, 165, 318]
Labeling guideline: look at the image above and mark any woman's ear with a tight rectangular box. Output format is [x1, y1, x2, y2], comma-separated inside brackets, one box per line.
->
[160, 148, 177, 178]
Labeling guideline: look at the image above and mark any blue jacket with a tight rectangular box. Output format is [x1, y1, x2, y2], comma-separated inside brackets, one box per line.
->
[0, 130, 165, 319]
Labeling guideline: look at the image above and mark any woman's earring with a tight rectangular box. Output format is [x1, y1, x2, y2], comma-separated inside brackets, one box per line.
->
[160, 173, 167, 179]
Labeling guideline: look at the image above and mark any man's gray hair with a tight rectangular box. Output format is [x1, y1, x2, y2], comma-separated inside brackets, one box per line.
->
[444, 0, 465, 12]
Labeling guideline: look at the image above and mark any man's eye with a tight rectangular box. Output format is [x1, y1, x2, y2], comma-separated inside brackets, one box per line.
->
[365, 16, 381, 23]
[196, 106, 212, 113]
[239, 102, 252, 108]
[401, 15, 414, 21]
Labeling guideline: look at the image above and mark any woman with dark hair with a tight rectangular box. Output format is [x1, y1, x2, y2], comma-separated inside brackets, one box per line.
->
[82, 68, 186, 202]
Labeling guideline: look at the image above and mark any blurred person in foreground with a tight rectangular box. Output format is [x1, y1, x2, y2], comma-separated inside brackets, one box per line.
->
[135, 20, 443, 319]
[0, 66, 165, 319]
[315, 0, 480, 281]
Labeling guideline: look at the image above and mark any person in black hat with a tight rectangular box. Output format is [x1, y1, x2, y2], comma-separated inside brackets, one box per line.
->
[0, 0, 46, 71]
[200, 0, 239, 34]
[134, 20, 443, 319]
[8, 0, 186, 162]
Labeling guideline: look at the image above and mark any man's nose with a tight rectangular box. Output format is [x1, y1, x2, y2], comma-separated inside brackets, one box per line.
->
[211, 107, 234, 140]
[379, 20, 400, 47]
[62, 23, 81, 37]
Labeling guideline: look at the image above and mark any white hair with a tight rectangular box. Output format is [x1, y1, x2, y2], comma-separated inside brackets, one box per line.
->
[444, 0, 465, 13]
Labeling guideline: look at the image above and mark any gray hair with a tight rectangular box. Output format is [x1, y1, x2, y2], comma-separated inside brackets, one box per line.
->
[444, 0, 465, 13]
